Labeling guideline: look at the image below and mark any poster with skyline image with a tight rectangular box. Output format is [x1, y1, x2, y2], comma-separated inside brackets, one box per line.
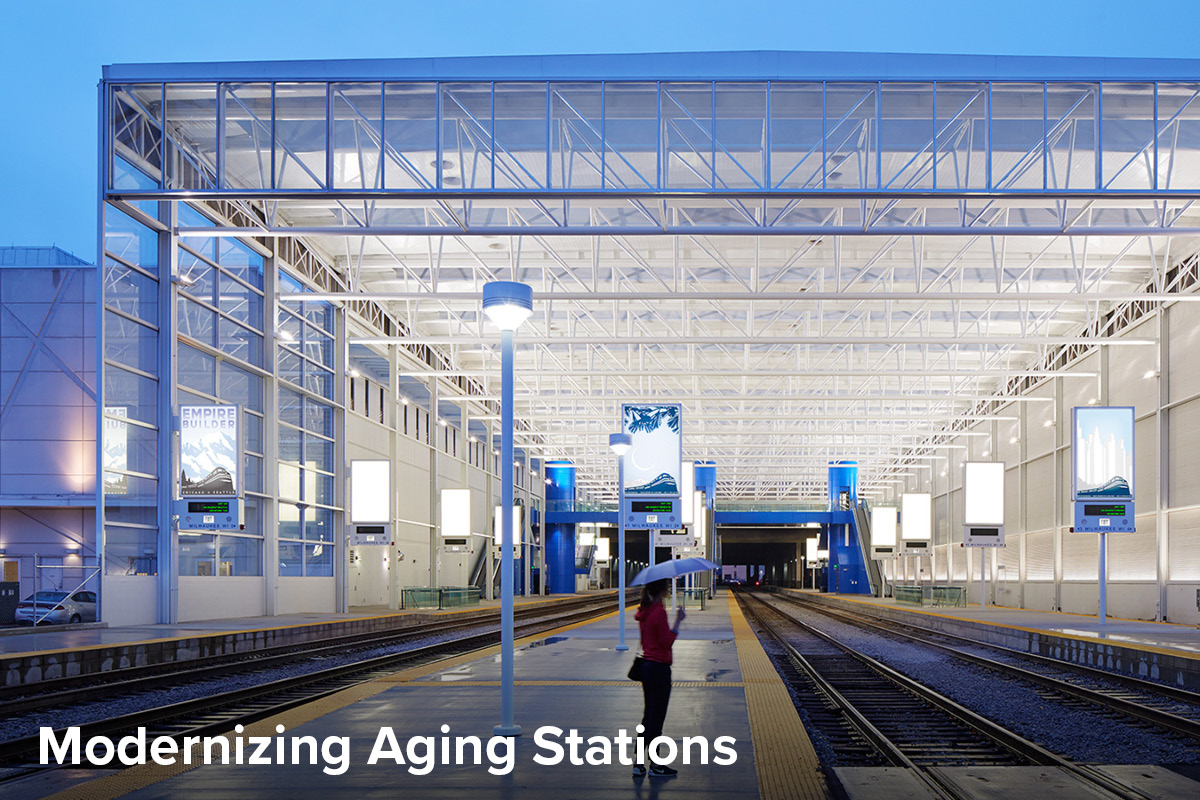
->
[1073, 406, 1134, 501]
[621, 403, 682, 497]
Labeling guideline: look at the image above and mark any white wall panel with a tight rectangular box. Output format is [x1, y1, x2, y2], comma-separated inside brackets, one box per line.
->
[1025, 530, 1054, 580]
[178, 576, 265, 621]
[1062, 531, 1098, 581]
[1169, 301, 1200, 403]
[277, 576, 335, 613]
[1004, 466, 1022, 533]
[1026, 382, 1056, 459]
[1063, 352, 1100, 411]
[1108, 514, 1157, 581]
[1025, 455, 1055, 532]
[1169, 398, 1200, 507]
[1110, 318, 1158, 414]
[1134, 417, 1156, 510]
[1168, 508, 1200, 581]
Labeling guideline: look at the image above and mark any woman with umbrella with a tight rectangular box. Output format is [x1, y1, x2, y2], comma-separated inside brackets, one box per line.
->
[632, 577, 685, 778]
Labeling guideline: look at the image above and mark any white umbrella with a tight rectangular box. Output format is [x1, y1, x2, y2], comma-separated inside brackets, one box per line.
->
[631, 557, 719, 585]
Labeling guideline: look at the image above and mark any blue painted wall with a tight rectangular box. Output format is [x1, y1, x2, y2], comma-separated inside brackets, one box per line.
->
[827, 461, 871, 594]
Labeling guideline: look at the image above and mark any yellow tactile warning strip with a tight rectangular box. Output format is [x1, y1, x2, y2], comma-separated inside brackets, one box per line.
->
[397, 680, 745, 687]
[818, 591, 1200, 663]
[40, 681, 392, 800]
[729, 593, 828, 800]
[2, 591, 595, 662]
[41, 603, 633, 800]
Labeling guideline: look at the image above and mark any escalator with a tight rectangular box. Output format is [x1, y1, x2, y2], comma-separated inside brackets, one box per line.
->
[852, 502, 883, 597]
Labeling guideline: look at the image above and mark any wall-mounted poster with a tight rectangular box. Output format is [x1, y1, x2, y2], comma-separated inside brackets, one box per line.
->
[621, 403, 682, 497]
[1073, 406, 1134, 501]
[103, 406, 128, 495]
[179, 405, 240, 497]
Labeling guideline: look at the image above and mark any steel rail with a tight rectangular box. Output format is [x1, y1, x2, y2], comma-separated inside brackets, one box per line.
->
[741, 592, 1151, 800]
[773, 591, 1200, 741]
[0, 594, 629, 765]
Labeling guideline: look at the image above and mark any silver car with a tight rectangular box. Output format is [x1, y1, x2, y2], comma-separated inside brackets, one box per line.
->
[14, 590, 98, 625]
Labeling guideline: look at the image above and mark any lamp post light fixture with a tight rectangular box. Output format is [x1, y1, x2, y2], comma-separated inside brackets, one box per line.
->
[609, 431, 633, 651]
[483, 280, 533, 738]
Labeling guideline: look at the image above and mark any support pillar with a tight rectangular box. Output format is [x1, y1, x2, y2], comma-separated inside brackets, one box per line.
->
[544, 461, 576, 595]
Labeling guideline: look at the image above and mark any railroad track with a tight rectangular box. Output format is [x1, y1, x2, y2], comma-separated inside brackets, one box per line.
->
[771, 590, 1200, 743]
[0, 592, 626, 719]
[737, 591, 1157, 800]
[0, 592, 627, 768]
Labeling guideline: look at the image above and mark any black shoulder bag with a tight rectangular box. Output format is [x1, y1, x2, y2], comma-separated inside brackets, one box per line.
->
[626, 653, 645, 682]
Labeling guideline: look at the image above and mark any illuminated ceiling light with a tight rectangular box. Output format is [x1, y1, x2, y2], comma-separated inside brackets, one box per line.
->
[1144, 370, 1160, 380]
[401, 397, 409, 405]
[1087, 398, 1098, 405]
[1009, 436, 1019, 444]
[1044, 419, 1055, 428]
[348, 368, 361, 378]
[439, 418, 448, 427]
[482, 281, 534, 332]
[276, 328, 296, 343]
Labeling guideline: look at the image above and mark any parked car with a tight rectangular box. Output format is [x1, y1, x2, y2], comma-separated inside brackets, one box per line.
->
[14, 590, 97, 625]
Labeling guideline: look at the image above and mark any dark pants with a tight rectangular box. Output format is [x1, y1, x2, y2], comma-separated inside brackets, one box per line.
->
[640, 659, 672, 750]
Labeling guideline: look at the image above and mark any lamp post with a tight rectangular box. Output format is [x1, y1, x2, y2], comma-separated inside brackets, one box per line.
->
[609, 432, 633, 651]
[483, 280, 532, 738]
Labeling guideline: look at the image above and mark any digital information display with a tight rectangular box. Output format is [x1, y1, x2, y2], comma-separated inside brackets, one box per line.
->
[623, 498, 679, 529]
[188, 501, 230, 514]
[1074, 501, 1135, 533]
[1085, 504, 1128, 517]
[963, 525, 1006, 547]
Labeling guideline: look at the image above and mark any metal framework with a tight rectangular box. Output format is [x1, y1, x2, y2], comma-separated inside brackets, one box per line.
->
[101, 54, 1200, 501]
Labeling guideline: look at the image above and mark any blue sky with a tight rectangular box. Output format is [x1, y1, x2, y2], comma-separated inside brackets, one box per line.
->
[5, 0, 1200, 261]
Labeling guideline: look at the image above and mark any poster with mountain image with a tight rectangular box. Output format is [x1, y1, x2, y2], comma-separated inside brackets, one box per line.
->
[179, 405, 239, 496]
[1073, 406, 1134, 500]
[621, 404, 682, 497]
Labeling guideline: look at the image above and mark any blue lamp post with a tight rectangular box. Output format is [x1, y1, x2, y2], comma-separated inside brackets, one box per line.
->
[609, 432, 632, 651]
[483, 280, 533, 738]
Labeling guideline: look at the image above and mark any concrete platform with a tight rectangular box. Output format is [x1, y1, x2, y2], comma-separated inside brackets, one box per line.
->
[0, 591, 614, 687]
[20, 590, 827, 800]
[784, 588, 1200, 690]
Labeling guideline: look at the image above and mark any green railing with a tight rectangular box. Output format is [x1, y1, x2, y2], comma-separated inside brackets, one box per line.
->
[932, 586, 967, 607]
[894, 586, 925, 606]
[402, 587, 482, 610]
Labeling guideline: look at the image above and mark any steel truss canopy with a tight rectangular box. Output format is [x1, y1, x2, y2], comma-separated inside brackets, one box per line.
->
[103, 51, 1200, 501]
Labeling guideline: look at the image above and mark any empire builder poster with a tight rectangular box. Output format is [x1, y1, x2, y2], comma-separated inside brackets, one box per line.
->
[180, 405, 240, 497]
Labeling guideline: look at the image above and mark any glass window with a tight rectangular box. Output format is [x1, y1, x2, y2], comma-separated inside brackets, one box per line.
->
[179, 533, 218, 576]
[104, 311, 158, 374]
[219, 536, 263, 576]
[306, 507, 334, 542]
[275, 83, 328, 189]
[104, 207, 159, 274]
[105, 365, 159, 427]
[104, 262, 158, 326]
[218, 317, 263, 366]
[218, 273, 264, 330]
[305, 542, 334, 577]
[383, 82, 439, 190]
[279, 501, 303, 539]
[218, 239, 264, 290]
[278, 541, 304, 577]
[105, 526, 158, 575]
[177, 296, 217, 347]
[178, 343, 217, 395]
[218, 362, 263, 414]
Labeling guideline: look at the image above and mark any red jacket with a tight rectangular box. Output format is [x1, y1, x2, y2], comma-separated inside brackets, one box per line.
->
[635, 600, 676, 665]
